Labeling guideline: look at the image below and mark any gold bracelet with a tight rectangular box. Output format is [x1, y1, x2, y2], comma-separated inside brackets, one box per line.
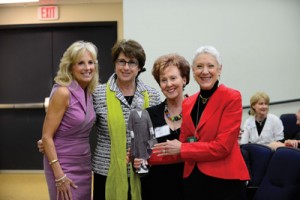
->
[49, 159, 59, 165]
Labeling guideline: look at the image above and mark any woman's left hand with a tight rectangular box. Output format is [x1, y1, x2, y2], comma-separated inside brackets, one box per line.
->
[152, 139, 181, 156]
[56, 176, 77, 200]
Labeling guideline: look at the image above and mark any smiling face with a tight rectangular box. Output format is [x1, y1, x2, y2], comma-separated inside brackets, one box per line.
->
[159, 65, 186, 101]
[252, 98, 269, 117]
[115, 52, 140, 84]
[71, 50, 95, 89]
[192, 53, 222, 90]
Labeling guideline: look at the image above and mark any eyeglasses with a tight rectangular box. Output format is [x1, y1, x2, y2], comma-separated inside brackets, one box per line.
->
[116, 59, 138, 68]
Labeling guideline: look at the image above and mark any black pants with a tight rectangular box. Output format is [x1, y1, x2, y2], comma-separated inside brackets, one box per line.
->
[93, 173, 131, 200]
[183, 167, 247, 200]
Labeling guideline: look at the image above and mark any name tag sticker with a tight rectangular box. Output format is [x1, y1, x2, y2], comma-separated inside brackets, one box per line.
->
[154, 125, 170, 138]
[187, 136, 197, 143]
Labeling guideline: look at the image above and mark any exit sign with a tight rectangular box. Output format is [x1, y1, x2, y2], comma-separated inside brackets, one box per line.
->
[38, 6, 59, 21]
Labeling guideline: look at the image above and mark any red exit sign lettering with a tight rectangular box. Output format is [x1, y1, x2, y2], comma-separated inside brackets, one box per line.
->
[38, 6, 59, 21]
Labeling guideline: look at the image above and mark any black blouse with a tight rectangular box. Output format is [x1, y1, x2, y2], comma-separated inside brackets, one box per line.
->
[146, 100, 180, 143]
[142, 100, 184, 200]
[191, 80, 219, 127]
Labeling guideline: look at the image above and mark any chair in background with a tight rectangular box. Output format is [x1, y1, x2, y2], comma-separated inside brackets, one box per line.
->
[240, 143, 274, 199]
[253, 147, 300, 200]
[280, 113, 300, 140]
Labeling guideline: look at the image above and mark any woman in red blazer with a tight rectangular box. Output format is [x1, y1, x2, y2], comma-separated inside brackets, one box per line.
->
[153, 45, 250, 200]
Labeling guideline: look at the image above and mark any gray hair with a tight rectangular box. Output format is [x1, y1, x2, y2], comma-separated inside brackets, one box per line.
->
[192, 45, 222, 66]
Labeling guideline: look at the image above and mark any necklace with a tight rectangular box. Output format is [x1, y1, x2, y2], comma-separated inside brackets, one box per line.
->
[199, 94, 209, 104]
[164, 104, 182, 122]
[256, 118, 266, 126]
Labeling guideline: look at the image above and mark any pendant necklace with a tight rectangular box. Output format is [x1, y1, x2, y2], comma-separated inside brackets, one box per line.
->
[256, 117, 266, 126]
[199, 94, 209, 104]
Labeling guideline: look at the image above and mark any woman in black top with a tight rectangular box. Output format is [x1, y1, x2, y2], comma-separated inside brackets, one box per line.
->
[133, 53, 190, 200]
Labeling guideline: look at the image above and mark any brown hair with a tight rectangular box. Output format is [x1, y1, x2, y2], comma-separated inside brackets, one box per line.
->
[111, 39, 146, 77]
[152, 53, 190, 87]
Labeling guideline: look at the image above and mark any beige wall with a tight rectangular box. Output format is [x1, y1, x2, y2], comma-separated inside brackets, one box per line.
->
[0, 3, 123, 39]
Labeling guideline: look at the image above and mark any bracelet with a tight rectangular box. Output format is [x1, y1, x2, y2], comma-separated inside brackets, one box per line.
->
[55, 174, 67, 183]
[49, 159, 59, 165]
[55, 174, 67, 187]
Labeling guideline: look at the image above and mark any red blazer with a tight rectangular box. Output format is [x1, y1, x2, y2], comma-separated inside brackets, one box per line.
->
[180, 84, 250, 180]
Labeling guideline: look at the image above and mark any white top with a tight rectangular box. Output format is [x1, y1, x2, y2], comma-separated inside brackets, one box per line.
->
[240, 113, 284, 145]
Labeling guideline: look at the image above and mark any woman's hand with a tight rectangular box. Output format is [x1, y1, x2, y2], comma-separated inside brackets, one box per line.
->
[284, 139, 300, 148]
[133, 158, 143, 171]
[56, 175, 78, 200]
[268, 141, 285, 150]
[126, 148, 131, 164]
[37, 139, 44, 153]
[152, 139, 182, 156]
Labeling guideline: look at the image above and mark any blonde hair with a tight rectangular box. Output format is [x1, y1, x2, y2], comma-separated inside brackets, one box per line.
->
[54, 40, 99, 93]
[249, 92, 270, 115]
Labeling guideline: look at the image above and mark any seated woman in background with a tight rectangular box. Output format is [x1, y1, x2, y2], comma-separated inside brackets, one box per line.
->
[240, 91, 284, 149]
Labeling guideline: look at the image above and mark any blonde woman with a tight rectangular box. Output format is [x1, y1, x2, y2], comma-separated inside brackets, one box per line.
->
[240, 92, 284, 148]
[42, 41, 99, 200]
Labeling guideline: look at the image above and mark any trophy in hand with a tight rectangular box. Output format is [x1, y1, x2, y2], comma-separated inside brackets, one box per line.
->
[128, 98, 157, 175]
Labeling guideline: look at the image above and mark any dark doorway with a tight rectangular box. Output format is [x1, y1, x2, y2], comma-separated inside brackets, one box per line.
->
[0, 22, 117, 169]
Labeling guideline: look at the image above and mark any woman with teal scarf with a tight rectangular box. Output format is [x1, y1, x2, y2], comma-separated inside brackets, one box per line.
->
[92, 39, 160, 200]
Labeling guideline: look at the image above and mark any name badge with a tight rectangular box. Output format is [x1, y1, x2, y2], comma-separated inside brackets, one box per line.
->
[187, 136, 197, 143]
[154, 125, 170, 138]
